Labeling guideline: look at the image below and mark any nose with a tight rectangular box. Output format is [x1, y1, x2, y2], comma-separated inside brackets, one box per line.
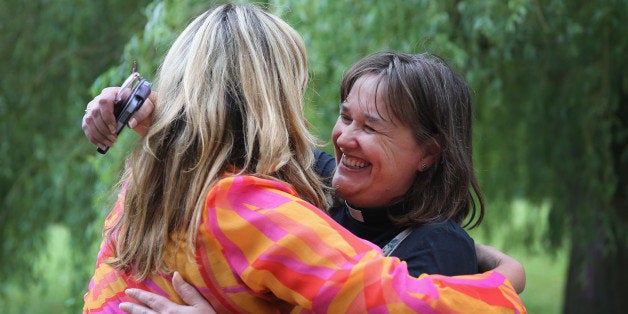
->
[334, 122, 358, 150]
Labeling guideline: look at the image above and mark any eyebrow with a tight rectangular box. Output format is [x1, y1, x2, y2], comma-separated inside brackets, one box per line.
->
[340, 102, 383, 124]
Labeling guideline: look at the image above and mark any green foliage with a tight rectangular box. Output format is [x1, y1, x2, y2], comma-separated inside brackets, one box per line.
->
[278, 0, 627, 253]
[281, 1, 627, 310]
[465, 0, 627, 253]
[1, 225, 75, 313]
[2, 0, 626, 312]
[0, 0, 150, 310]
[274, 0, 470, 146]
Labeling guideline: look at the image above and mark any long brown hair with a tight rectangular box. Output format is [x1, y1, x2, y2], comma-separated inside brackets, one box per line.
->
[340, 52, 485, 228]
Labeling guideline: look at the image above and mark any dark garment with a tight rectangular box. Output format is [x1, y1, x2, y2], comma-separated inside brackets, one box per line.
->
[313, 149, 335, 185]
[330, 203, 478, 277]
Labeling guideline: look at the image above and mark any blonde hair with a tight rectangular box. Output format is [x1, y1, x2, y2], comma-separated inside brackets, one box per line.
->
[106, 3, 325, 280]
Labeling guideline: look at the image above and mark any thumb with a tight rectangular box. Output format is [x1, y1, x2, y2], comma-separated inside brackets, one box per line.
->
[128, 94, 155, 130]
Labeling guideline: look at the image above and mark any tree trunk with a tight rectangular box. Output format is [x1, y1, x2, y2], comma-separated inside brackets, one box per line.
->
[563, 74, 628, 314]
[563, 231, 628, 313]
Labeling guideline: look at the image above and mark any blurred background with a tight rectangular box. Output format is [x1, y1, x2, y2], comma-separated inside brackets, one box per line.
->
[1, 0, 626, 313]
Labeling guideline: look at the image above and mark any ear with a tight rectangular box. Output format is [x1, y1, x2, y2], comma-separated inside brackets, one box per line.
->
[416, 134, 442, 172]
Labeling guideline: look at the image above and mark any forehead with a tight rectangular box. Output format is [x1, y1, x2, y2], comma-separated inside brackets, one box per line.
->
[344, 75, 395, 122]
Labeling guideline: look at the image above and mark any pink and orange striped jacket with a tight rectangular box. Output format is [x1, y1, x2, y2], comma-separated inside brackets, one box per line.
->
[84, 175, 526, 313]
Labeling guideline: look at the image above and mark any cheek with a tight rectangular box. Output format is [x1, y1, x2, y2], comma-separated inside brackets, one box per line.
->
[331, 122, 342, 142]
[331, 123, 343, 163]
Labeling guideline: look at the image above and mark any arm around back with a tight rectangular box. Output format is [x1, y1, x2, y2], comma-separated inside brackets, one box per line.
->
[201, 175, 527, 312]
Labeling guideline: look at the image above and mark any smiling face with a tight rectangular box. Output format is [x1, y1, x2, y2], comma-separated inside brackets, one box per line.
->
[331, 75, 429, 208]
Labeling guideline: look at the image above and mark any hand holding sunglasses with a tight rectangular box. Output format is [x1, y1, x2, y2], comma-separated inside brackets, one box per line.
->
[97, 62, 152, 154]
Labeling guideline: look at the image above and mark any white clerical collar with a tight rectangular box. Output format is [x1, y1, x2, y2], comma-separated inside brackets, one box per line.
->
[345, 200, 364, 222]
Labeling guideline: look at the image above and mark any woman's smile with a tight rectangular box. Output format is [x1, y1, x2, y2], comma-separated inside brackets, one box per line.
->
[340, 153, 370, 169]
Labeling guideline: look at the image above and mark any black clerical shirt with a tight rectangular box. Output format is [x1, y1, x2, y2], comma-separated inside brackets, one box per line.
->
[330, 203, 478, 277]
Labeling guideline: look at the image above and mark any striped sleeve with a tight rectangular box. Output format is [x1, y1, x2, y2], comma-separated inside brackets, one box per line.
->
[83, 185, 184, 314]
[199, 175, 526, 313]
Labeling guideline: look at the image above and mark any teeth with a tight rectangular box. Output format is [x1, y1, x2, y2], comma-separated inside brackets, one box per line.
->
[342, 154, 369, 168]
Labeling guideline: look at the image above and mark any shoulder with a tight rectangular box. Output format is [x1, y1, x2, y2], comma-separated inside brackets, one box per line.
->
[216, 174, 297, 191]
[209, 175, 301, 202]
[205, 174, 325, 219]
[199, 175, 383, 269]
[406, 220, 475, 256]
[409, 220, 473, 243]
[395, 220, 477, 276]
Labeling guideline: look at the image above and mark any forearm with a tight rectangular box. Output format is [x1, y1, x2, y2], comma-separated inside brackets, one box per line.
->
[492, 253, 526, 294]
[476, 243, 526, 294]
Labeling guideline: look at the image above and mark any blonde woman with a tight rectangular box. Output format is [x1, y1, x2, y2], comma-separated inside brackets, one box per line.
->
[83, 3, 525, 313]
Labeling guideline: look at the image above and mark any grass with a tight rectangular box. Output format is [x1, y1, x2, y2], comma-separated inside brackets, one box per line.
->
[517, 248, 568, 313]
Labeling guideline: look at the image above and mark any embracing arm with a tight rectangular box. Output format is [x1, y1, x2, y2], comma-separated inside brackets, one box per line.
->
[121, 248, 526, 314]
[476, 243, 526, 293]
[117, 176, 526, 313]
[205, 176, 526, 313]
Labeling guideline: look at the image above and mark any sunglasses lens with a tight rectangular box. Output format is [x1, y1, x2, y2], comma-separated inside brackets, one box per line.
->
[115, 72, 141, 103]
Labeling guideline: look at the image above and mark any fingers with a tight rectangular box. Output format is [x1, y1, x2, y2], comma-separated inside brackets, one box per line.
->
[119, 273, 215, 314]
[123, 288, 172, 313]
[119, 301, 158, 314]
[128, 91, 155, 135]
[172, 272, 204, 307]
[83, 87, 119, 150]
[172, 272, 216, 313]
